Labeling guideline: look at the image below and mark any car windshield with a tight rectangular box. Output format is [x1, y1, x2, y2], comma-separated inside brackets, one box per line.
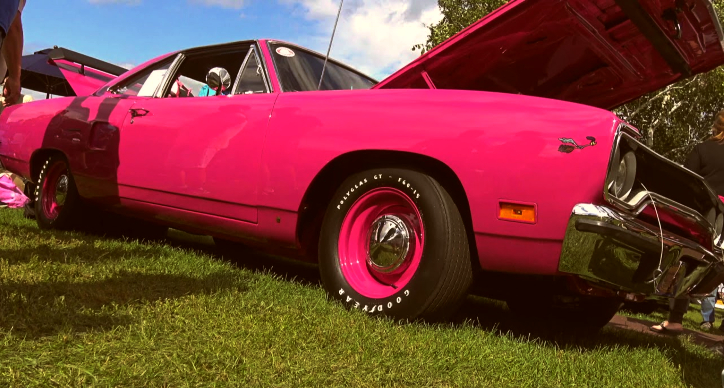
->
[269, 43, 377, 92]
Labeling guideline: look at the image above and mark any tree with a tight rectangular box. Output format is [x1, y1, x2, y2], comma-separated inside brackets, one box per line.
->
[412, 0, 505, 55]
[414, 0, 724, 164]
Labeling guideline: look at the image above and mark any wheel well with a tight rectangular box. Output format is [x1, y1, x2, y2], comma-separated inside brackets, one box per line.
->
[296, 150, 480, 268]
[29, 149, 66, 182]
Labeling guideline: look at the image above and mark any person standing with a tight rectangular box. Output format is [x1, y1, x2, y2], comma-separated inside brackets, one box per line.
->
[0, 0, 26, 212]
[0, 0, 24, 107]
[651, 109, 724, 335]
[699, 288, 720, 330]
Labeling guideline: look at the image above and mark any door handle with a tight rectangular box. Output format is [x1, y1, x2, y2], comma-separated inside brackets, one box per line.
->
[129, 108, 150, 118]
[129, 108, 150, 124]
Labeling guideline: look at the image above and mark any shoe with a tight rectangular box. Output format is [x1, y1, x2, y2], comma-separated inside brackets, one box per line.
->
[650, 321, 684, 336]
[701, 322, 713, 330]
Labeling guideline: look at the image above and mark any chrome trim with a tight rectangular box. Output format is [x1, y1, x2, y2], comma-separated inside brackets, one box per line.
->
[603, 124, 724, 247]
[232, 47, 255, 94]
[366, 215, 411, 273]
[155, 53, 185, 99]
[558, 203, 722, 299]
[614, 191, 715, 237]
[55, 174, 68, 206]
[232, 44, 271, 95]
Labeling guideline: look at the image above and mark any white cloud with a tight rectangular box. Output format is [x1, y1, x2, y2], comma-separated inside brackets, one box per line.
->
[87, 0, 141, 4]
[190, 0, 247, 9]
[115, 63, 136, 70]
[279, 0, 442, 79]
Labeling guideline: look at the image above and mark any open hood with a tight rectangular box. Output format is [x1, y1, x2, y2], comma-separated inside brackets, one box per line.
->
[375, 0, 724, 110]
[21, 47, 127, 97]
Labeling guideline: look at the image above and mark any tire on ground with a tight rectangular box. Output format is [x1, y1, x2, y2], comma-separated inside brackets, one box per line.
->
[34, 154, 84, 230]
[319, 168, 473, 322]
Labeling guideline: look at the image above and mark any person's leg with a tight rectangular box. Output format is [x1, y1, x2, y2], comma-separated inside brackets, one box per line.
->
[669, 296, 690, 324]
[0, 0, 20, 73]
[0, 0, 19, 43]
[701, 288, 718, 329]
[652, 296, 689, 334]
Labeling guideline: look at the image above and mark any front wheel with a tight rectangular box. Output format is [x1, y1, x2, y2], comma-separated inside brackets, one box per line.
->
[34, 155, 83, 230]
[319, 168, 473, 322]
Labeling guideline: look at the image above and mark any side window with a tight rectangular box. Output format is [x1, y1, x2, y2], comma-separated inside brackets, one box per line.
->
[235, 50, 267, 95]
[109, 60, 173, 97]
[161, 47, 248, 98]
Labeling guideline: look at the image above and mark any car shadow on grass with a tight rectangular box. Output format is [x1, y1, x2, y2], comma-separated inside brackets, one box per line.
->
[0, 270, 249, 339]
[161, 228, 322, 287]
[449, 296, 723, 388]
[214, 247, 321, 288]
[0, 217, 175, 266]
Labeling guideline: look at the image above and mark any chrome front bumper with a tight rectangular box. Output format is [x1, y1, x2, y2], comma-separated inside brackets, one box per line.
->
[558, 204, 724, 299]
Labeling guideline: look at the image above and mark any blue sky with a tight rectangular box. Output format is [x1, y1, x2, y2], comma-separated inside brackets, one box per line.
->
[22, 0, 442, 80]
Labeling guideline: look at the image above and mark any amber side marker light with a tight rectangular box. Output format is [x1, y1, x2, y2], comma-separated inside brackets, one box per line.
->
[498, 202, 537, 224]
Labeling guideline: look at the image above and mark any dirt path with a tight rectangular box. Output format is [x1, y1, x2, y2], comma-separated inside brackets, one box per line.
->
[609, 315, 724, 352]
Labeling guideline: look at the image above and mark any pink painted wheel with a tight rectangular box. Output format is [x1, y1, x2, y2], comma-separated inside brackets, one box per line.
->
[337, 187, 424, 298]
[319, 168, 473, 321]
[40, 162, 69, 221]
[34, 155, 81, 230]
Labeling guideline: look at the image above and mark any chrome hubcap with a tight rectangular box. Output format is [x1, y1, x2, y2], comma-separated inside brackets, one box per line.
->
[367, 215, 410, 273]
[55, 175, 69, 206]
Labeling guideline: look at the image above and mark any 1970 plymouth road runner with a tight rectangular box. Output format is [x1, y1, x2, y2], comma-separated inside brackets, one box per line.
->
[3, 0, 724, 330]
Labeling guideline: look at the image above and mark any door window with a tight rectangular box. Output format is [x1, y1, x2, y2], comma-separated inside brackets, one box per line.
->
[235, 49, 268, 95]
[108, 59, 174, 97]
[161, 46, 249, 98]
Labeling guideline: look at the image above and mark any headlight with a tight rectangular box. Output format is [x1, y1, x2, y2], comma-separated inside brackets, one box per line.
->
[610, 150, 636, 199]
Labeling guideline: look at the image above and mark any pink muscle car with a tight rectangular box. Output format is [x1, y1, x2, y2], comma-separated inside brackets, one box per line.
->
[3, 0, 724, 331]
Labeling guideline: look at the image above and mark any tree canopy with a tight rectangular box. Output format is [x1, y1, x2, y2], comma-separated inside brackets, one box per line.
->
[414, 0, 724, 163]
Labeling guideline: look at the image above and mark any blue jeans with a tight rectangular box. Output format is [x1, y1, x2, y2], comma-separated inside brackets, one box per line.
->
[701, 288, 718, 323]
[0, 0, 19, 37]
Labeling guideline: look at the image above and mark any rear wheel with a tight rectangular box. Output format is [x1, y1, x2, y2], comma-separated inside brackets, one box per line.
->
[34, 155, 83, 230]
[319, 168, 473, 321]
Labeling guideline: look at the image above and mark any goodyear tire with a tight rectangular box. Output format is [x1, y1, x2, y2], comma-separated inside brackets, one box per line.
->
[34, 155, 82, 230]
[319, 168, 473, 321]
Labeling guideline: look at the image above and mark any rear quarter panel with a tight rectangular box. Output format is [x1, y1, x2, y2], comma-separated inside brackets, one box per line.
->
[262, 89, 620, 274]
[0, 98, 69, 177]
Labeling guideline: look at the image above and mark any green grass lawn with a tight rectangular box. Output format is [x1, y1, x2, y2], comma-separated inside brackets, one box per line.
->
[1, 208, 723, 387]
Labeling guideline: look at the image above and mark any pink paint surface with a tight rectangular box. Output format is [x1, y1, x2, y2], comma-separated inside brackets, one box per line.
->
[1, 0, 723, 280]
[53, 59, 117, 96]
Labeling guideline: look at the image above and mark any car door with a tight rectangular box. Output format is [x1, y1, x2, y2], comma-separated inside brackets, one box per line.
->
[114, 44, 276, 224]
[68, 55, 177, 204]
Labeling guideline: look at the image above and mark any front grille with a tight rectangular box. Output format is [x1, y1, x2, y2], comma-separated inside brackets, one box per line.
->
[603, 130, 724, 249]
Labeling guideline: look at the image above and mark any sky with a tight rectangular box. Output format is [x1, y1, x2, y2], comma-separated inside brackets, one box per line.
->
[21, 0, 443, 90]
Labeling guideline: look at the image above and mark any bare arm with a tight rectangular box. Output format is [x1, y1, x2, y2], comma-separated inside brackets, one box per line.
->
[2, 10, 22, 107]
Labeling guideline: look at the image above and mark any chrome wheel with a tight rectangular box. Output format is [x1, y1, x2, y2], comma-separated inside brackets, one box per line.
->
[367, 214, 411, 274]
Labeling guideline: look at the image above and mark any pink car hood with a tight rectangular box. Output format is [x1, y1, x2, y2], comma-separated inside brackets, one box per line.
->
[375, 0, 724, 110]
[53, 59, 118, 96]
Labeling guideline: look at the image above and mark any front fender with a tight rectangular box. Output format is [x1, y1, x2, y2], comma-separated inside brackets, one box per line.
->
[261, 89, 619, 245]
